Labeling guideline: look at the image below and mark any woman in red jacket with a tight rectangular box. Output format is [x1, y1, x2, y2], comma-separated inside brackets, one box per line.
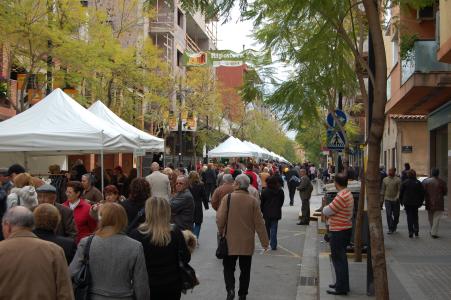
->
[63, 181, 97, 244]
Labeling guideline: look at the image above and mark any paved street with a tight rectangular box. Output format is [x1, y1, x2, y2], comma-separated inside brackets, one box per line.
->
[184, 185, 322, 300]
[320, 205, 451, 300]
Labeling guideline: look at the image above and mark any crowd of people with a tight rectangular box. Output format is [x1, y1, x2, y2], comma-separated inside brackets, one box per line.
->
[380, 163, 448, 238]
[0, 157, 446, 299]
[0, 159, 296, 300]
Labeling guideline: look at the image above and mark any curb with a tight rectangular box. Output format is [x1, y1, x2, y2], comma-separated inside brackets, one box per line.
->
[296, 221, 319, 300]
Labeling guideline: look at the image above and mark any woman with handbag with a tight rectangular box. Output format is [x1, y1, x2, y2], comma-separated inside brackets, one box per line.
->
[188, 171, 209, 240]
[260, 176, 285, 250]
[69, 203, 150, 300]
[129, 197, 193, 300]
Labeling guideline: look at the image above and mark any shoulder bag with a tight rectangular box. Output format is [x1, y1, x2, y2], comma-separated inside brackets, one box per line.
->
[175, 228, 199, 293]
[73, 235, 95, 300]
[126, 207, 145, 234]
[216, 194, 231, 259]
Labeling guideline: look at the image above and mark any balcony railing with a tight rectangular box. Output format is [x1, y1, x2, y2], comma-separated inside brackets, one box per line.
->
[401, 40, 451, 85]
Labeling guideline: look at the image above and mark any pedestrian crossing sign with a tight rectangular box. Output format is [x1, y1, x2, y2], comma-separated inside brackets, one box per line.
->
[327, 129, 345, 151]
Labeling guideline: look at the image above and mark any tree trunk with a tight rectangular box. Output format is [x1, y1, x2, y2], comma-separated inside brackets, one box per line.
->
[354, 167, 365, 262]
[362, 0, 389, 299]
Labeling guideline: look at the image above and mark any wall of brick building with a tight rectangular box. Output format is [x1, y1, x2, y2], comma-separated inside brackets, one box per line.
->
[216, 65, 247, 122]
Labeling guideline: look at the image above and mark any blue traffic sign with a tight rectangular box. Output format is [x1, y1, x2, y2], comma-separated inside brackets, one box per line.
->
[327, 128, 345, 151]
[326, 110, 347, 128]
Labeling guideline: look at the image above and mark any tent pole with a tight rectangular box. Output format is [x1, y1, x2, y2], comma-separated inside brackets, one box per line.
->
[23, 152, 28, 170]
[100, 131, 104, 192]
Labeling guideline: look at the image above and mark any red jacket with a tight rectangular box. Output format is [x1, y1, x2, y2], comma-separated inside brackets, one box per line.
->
[63, 199, 97, 244]
[245, 170, 258, 189]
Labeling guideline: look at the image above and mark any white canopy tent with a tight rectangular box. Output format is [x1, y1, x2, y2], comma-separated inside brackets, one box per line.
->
[0, 89, 138, 189]
[243, 141, 264, 158]
[88, 100, 164, 152]
[208, 136, 254, 158]
[0, 89, 137, 152]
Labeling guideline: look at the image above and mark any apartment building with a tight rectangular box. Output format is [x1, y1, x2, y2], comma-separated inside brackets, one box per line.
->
[0, 45, 17, 121]
[383, 2, 451, 208]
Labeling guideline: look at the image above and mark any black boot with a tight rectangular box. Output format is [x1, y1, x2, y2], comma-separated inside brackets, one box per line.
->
[226, 290, 235, 300]
[238, 296, 246, 300]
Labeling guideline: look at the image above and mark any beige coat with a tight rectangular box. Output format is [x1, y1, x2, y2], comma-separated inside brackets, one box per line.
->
[146, 171, 171, 200]
[217, 189, 269, 256]
[0, 230, 74, 300]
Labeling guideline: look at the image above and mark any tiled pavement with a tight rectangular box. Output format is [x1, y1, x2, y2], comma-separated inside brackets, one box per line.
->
[320, 208, 451, 300]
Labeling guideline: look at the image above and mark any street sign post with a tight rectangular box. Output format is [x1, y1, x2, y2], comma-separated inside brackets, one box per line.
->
[326, 109, 348, 128]
[327, 128, 345, 151]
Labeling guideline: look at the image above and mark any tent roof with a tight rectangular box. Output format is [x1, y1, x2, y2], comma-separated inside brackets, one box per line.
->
[88, 100, 164, 152]
[242, 141, 264, 158]
[208, 136, 254, 158]
[0, 89, 136, 152]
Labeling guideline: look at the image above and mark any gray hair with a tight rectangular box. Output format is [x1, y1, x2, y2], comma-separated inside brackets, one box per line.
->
[17, 186, 38, 210]
[235, 174, 250, 190]
[222, 174, 234, 184]
[2, 206, 34, 228]
[82, 173, 93, 185]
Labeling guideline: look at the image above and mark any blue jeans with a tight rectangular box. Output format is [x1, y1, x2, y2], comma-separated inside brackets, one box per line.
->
[193, 223, 201, 239]
[265, 219, 278, 250]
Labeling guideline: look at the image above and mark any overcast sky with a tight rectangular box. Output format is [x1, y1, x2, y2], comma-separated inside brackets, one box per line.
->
[216, 7, 297, 140]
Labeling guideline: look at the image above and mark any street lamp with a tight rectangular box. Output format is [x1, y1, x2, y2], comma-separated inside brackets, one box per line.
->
[176, 85, 192, 166]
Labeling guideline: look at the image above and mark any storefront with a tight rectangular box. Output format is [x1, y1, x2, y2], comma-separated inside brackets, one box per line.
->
[428, 102, 451, 213]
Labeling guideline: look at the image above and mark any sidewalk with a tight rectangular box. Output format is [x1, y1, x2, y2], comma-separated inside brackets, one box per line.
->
[318, 209, 451, 299]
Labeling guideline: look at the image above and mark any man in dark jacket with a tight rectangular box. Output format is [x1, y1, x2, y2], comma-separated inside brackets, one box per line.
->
[285, 166, 300, 206]
[36, 184, 77, 240]
[400, 163, 410, 182]
[204, 163, 217, 200]
[297, 169, 313, 225]
[33, 203, 77, 264]
[170, 176, 194, 231]
[400, 170, 424, 238]
[423, 168, 448, 238]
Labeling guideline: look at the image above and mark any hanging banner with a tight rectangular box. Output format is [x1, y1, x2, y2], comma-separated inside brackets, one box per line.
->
[183, 49, 271, 67]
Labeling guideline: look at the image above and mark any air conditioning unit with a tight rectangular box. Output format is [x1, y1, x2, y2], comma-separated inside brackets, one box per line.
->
[417, 6, 435, 21]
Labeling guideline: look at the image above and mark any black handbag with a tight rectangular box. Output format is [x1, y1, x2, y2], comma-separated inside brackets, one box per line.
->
[216, 194, 231, 259]
[125, 207, 145, 234]
[175, 228, 199, 293]
[72, 235, 94, 300]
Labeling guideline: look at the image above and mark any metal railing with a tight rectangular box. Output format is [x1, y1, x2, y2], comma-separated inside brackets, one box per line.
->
[401, 40, 451, 85]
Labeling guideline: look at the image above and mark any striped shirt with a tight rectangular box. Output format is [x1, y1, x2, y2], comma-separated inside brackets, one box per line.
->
[328, 188, 354, 231]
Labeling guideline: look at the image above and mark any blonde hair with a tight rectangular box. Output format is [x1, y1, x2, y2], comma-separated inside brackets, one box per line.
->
[14, 173, 33, 188]
[163, 167, 173, 175]
[96, 203, 127, 238]
[188, 171, 201, 185]
[138, 197, 172, 247]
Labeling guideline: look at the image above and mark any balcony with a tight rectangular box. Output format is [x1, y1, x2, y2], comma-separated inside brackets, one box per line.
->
[386, 40, 451, 115]
[401, 40, 451, 84]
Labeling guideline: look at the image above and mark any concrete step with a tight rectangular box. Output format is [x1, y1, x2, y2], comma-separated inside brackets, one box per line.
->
[296, 222, 319, 300]
[318, 221, 327, 235]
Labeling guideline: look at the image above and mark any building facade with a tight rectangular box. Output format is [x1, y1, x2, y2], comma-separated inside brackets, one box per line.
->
[383, 2, 451, 210]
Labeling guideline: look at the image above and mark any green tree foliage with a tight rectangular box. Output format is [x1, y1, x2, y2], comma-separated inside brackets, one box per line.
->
[239, 110, 301, 162]
[0, 0, 171, 130]
[296, 122, 326, 164]
[184, 67, 225, 154]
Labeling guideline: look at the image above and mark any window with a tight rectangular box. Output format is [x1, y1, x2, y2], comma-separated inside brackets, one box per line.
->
[392, 36, 398, 65]
[391, 148, 396, 169]
[384, 151, 387, 169]
[177, 9, 184, 29]
[177, 50, 183, 67]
